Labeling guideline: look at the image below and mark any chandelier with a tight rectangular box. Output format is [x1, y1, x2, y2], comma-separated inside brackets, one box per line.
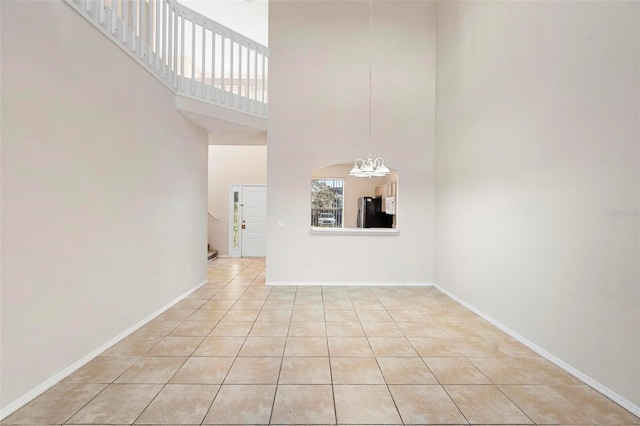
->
[350, 0, 390, 179]
[349, 154, 391, 178]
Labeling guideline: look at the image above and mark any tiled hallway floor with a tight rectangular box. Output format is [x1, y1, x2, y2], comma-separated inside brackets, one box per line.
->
[4, 257, 639, 425]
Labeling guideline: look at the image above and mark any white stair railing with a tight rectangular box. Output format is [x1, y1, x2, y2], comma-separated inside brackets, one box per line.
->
[65, 0, 269, 118]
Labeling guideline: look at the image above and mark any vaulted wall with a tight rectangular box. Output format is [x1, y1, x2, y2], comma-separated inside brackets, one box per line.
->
[1, 0, 208, 411]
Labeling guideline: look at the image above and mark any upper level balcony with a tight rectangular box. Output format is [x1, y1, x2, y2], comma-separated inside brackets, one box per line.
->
[65, 0, 268, 135]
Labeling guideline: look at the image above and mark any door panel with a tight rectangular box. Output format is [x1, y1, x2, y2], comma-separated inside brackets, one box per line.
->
[241, 185, 267, 257]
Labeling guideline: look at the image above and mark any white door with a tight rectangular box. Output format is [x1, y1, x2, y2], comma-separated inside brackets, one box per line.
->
[240, 185, 267, 257]
[229, 185, 267, 258]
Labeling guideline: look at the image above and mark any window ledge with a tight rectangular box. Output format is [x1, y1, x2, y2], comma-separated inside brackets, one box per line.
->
[310, 227, 399, 236]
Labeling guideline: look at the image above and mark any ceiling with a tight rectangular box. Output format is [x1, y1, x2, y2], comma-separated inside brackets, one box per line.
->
[175, 95, 267, 146]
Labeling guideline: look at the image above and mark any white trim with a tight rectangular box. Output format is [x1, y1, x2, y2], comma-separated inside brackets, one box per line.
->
[266, 281, 433, 287]
[0, 279, 209, 421]
[434, 284, 640, 417]
[310, 227, 399, 236]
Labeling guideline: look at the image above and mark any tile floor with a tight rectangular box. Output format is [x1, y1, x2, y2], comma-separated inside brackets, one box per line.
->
[4, 257, 640, 425]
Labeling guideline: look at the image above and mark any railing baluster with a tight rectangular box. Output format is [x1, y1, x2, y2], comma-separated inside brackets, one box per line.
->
[147, 0, 153, 65]
[238, 40, 242, 109]
[131, 0, 138, 52]
[229, 37, 235, 106]
[140, 0, 146, 59]
[253, 49, 258, 113]
[121, 0, 128, 44]
[180, 11, 185, 92]
[211, 28, 216, 102]
[221, 33, 225, 104]
[168, 4, 174, 84]
[99, 0, 106, 25]
[173, 6, 179, 89]
[155, 0, 160, 71]
[261, 52, 266, 115]
[246, 44, 250, 111]
[201, 23, 206, 98]
[162, 0, 167, 77]
[111, 0, 118, 35]
[191, 18, 196, 95]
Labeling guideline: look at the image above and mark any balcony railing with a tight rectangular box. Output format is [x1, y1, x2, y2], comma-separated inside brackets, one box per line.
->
[64, 0, 269, 118]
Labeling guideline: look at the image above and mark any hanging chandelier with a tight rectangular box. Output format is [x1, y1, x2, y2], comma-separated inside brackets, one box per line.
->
[350, 0, 390, 179]
[349, 154, 391, 178]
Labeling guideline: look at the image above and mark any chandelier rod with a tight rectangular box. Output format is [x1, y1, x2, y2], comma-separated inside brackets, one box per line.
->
[368, 0, 373, 145]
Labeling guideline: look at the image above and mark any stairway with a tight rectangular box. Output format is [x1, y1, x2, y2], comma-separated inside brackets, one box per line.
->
[208, 245, 218, 261]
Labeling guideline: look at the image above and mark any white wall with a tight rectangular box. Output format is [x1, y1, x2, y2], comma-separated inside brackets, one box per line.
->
[0, 0, 208, 412]
[267, 0, 435, 284]
[207, 145, 267, 255]
[435, 1, 639, 407]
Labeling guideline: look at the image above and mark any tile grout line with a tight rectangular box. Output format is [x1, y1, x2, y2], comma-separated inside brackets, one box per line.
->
[266, 285, 295, 426]
[392, 302, 472, 426]
[368, 287, 407, 425]
[202, 258, 257, 426]
[322, 286, 340, 426]
[184, 259, 232, 426]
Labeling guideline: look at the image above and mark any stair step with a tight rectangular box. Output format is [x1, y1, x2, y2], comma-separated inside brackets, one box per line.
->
[208, 249, 218, 261]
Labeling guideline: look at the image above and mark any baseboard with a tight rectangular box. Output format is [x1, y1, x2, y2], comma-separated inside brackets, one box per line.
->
[0, 279, 209, 421]
[266, 281, 434, 287]
[434, 284, 640, 417]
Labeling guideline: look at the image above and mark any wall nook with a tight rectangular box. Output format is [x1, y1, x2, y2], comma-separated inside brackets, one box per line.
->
[311, 163, 398, 232]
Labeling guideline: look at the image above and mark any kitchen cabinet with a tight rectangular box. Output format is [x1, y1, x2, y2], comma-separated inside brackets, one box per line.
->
[376, 181, 397, 213]
[375, 186, 383, 198]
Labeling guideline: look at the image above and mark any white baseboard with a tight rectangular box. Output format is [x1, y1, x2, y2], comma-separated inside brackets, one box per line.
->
[0, 279, 209, 421]
[434, 284, 640, 417]
[266, 281, 434, 287]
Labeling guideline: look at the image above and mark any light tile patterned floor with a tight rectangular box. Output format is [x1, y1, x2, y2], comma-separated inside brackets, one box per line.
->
[4, 257, 640, 425]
